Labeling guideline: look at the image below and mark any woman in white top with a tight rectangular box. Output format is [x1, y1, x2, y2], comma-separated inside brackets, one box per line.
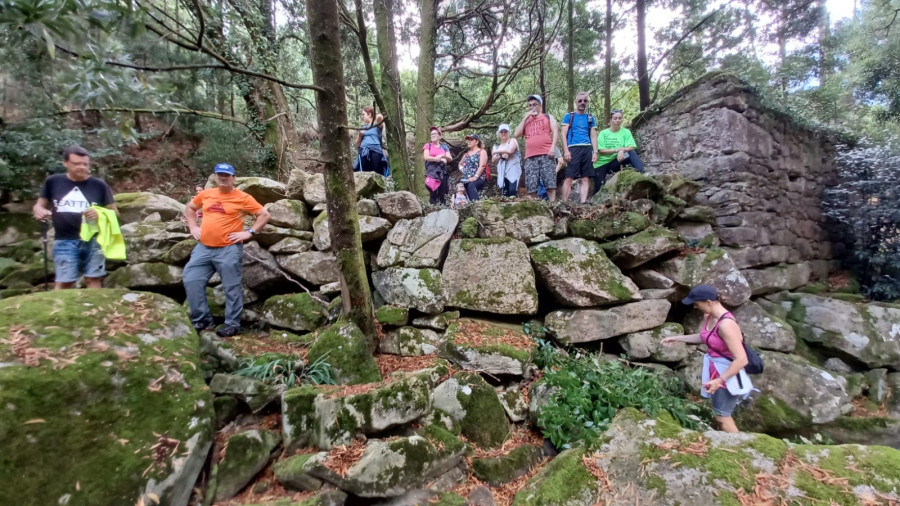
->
[491, 123, 521, 197]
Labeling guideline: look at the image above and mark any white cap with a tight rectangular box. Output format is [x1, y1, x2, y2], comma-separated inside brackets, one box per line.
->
[497, 123, 511, 133]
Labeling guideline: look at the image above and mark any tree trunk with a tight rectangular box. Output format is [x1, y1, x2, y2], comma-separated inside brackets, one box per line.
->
[538, 0, 547, 111]
[414, 0, 438, 196]
[304, 0, 377, 345]
[818, 0, 832, 83]
[604, 0, 612, 120]
[566, 0, 575, 111]
[636, 0, 651, 111]
[374, 0, 413, 193]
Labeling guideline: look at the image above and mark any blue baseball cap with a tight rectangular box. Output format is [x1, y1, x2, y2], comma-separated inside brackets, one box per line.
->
[681, 284, 719, 305]
[214, 163, 235, 176]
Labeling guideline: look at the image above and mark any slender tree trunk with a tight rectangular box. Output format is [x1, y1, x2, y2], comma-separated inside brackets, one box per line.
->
[566, 0, 575, 111]
[538, 0, 547, 111]
[374, 0, 413, 192]
[353, 0, 386, 113]
[304, 0, 377, 345]
[636, 0, 650, 111]
[414, 0, 438, 197]
[818, 0, 832, 83]
[604, 0, 612, 120]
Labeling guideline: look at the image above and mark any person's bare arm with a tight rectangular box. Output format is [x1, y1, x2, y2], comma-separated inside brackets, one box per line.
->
[548, 115, 559, 157]
[661, 333, 702, 346]
[513, 115, 528, 138]
[33, 198, 52, 221]
[227, 208, 271, 244]
[590, 127, 598, 164]
[185, 201, 202, 240]
[561, 120, 571, 161]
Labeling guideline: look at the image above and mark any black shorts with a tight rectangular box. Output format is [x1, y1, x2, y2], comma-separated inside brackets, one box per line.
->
[564, 145, 594, 179]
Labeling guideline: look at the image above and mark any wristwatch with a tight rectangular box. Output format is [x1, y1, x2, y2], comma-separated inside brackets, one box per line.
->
[247, 228, 255, 235]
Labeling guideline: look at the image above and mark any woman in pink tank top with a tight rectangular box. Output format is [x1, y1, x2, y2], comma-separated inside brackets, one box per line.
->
[662, 284, 751, 433]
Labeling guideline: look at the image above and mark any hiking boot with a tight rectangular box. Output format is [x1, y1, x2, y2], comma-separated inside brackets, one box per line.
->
[216, 325, 241, 338]
[193, 319, 215, 332]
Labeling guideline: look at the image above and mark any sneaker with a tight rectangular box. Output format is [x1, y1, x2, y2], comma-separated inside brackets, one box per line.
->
[216, 325, 241, 338]
[193, 319, 215, 332]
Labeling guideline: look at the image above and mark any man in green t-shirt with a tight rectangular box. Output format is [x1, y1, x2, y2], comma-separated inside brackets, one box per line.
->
[592, 109, 645, 195]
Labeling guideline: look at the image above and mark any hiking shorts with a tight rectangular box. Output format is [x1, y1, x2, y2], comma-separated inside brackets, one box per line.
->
[711, 387, 740, 417]
[565, 146, 594, 179]
[524, 155, 557, 193]
[53, 238, 106, 283]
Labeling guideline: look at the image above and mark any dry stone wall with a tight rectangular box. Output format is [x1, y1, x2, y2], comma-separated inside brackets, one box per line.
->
[634, 72, 843, 280]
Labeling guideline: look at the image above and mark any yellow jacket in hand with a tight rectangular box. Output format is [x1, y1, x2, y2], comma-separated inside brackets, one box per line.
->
[80, 205, 126, 260]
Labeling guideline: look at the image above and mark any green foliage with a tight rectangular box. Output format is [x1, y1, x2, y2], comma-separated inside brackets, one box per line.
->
[191, 118, 269, 177]
[234, 352, 336, 387]
[0, 119, 85, 195]
[824, 141, 900, 300]
[536, 354, 709, 450]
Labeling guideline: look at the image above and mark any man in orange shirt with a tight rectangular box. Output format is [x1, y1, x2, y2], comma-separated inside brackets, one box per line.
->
[183, 164, 271, 337]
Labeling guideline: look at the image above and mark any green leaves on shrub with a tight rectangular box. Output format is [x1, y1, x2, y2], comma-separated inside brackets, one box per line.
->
[536, 355, 709, 450]
[234, 352, 336, 387]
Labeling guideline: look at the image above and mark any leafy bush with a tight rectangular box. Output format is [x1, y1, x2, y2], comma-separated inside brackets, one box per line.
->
[536, 354, 710, 450]
[0, 119, 85, 196]
[190, 118, 270, 178]
[824, 140, 900, 300]
[233, 352, 336, 387]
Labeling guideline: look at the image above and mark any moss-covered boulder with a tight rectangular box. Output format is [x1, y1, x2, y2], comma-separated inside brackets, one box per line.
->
[106, 262, 184, 290]
[0, 263, 45, 288]
[338, 425, 466, 497]
[114, 192, 185, 224]
[602, 226, 684, 270]
[210, 373, 280, 413]
[530, 237, 640, 307]
[619, 323, 690, 363]
[312, 213, 391, 251]
[273, 452, 331, 491]
[378, 326, 443, 356]
[269, 237, 314, 255]
[161, 238, 198, 265]
[654, 248, 751, 306]
[459, 217, 478, 238]
[120, 221, 192, 264]
[230, 176, 288, 205]
[545, 299, 671, 344]
[213, 429, 282, 501]
[442, 238, 538, 315]
[354, 171, 387, 198]
[431, 371, 510, 448]
[469, 200, 554, 243]
[306, 321, 380, 385]
[684, 299, 796, 352]
[276, 250, 340, 286]
[773, 292, 900, 368]
[375, 305, 409, 326]
[214, 396, 241, 428]
[411, 311, 459, 331]
[498, 388, 529, 422]
[0, 257, 22, 280]
[281, 366, 445, 450]
[439, 319, 536, 376]
[512, 447, 599, 505]
[741, 262, 811, 296]
[375, 209, 459, 269]
[473, 445, 544, 486]
[597, 170, 665, 202]
[678, 205, 717, 224]
[375, 191, 424, 223]
[372, 267, 445, 315]
[0, 290, 214, 506]
[260, 293, 328, 332]
[266, 199, 312, 231]
[679, 350, 850, 432]
[589, 408, 900, 505]
[568, 209, 651, 241]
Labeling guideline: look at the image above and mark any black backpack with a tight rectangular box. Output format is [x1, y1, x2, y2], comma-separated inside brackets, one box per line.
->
[566, 112, 596, 144]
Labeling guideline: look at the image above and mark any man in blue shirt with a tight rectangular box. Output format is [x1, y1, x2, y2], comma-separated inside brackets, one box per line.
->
[560, 92, 598, 203]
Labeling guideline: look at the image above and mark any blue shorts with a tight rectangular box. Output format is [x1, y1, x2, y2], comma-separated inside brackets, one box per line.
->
[53, 238, 106, 283]
[711, 387, 740, 417]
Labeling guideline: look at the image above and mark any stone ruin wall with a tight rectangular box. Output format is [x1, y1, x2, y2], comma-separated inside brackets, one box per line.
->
[634, 72, 842, 280]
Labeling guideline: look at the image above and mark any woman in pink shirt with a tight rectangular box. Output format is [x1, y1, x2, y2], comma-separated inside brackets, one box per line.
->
[662, 284, 753, 433]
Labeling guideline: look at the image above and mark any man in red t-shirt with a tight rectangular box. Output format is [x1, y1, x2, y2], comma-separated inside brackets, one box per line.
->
[513, 94, 559, 201]
[182, 164, 270, 337]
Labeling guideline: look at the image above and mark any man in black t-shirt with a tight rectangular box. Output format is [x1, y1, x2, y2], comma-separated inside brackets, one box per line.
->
[32, 146, 117, 290]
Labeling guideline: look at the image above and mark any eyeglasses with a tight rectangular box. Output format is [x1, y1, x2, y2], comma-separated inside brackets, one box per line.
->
[576, 99, 588, 104]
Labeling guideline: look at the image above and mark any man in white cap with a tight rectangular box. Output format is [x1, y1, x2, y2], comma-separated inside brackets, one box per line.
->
[182, 163, 270, 337]
[513, 94, 559, 201]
